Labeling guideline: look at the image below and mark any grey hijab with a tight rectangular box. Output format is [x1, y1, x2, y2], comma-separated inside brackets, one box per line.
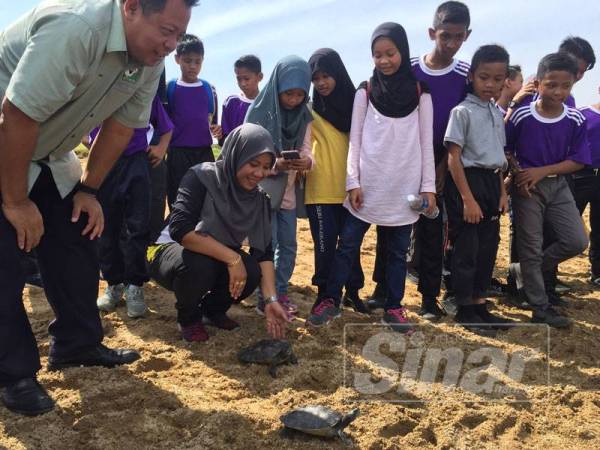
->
[195, 123, 276, 252]
[245, 55, 313, 153]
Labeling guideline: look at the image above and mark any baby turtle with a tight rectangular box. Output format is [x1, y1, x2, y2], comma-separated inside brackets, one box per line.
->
[237, 339, 297, 378]
[280, 406, 360, 445]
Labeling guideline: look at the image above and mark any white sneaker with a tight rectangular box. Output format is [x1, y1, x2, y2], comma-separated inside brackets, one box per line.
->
[125, 285, 147, 318]
[97, 284, 125, 312]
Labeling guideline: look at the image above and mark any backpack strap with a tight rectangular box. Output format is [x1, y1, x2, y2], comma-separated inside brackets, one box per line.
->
[199, 78, 216, 118]
[166, 79, 177, 112]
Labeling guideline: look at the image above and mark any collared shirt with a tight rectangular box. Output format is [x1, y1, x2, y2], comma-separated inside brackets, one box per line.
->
[0, 0, 163, 197]
[506, 102, 590, 168]
[445, 93, 508, 171]
[410, 55, 470, 153]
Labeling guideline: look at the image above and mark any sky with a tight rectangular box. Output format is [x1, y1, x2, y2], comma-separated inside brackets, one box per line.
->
[1, 0, 599, 106]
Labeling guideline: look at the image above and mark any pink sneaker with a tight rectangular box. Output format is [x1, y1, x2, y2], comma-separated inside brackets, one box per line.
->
[307, 298, 341, 327]
[382, 307, 413, 334]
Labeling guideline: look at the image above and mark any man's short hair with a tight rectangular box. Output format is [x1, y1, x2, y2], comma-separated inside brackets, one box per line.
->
[537, 52, 579, 80]
[559, 36, 596, 71]
[176, 34, 204, 56]
[138, 0, 199, 14]
[508, 64, 522, 80]
[433, 1, 470, 29]
[234, 55, 262, 74]
[470, 44, 510, 74]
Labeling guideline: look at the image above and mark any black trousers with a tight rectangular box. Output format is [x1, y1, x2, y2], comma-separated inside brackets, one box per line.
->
[573, 172, 600, 279]
[98, 152, 151, 286]
[148, 243, 261, 325]
[149, 160, 168, 243]
[446, 168, 501, 305]
[166, 146, 214, 207]
[373, 197, 445, 300]
[0, 167, 103, 385]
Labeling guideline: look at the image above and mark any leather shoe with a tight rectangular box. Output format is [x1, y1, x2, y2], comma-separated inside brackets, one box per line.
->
[47, 344, 141, 371]
[1, 378, 54, 416]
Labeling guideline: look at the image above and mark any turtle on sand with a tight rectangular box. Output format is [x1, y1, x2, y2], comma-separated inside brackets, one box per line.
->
[280, 405, 360, 445]
[237, 339, 297, 378]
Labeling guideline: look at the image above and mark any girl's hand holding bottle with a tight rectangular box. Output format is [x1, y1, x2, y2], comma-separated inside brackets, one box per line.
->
[420, 192, 437, 217]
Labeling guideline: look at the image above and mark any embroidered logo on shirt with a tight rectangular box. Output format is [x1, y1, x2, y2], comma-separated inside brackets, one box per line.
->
[122, 68, 141, 84]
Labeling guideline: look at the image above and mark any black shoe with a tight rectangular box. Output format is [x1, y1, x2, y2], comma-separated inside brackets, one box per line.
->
[485, 278, 506, 297]
[474, 304, 516, 330]
[547, 291, 569, 308]
[47, 344, 141, 371]
[531, 306, 571, 328]
[455, 306, 497, 337]
[418, 298, 446, 321]
[1, 378, 54, 416]
[342, 291, 370, 314]
[366, 284, 386, 310]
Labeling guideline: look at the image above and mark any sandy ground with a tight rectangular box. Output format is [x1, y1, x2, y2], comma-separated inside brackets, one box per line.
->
[1, 212, 600, 449]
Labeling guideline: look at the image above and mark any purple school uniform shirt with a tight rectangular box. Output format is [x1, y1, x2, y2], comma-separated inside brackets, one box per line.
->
[221, 93, 253, 137]
[411, 55, 469, 153]
[169, 80, 217, 148]
[580, 106, 600, 168]
[506, 102, 590, 168]
[90, 96, 174, 155]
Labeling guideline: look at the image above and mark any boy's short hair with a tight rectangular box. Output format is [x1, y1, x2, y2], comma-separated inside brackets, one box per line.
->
[559, 36, 596, 71]
[470, 44, 510, 74]
[433, 1, 470, 29]
[508, 65, 522, 80]
[176, 34, 204, 56]
[537, 52, 579, 80]
[234, 55, 262, 74]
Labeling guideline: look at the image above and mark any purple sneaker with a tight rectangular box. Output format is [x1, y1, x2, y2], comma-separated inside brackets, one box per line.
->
[307, 298, 341, 327]
[382, 307, 413, 334]
[278, 294, 298, 315]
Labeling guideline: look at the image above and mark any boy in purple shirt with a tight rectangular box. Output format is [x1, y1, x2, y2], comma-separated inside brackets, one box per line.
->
[166, 34, 220, 206]
[95, 96, 174, 318]
[507, 53, 590, 328]
[369, 1, 471, 319]
[573, 90, 600, 285]
[221, 55, 263, 140]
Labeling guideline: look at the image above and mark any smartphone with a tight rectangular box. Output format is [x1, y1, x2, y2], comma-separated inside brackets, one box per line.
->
[281, 150, 300, 160]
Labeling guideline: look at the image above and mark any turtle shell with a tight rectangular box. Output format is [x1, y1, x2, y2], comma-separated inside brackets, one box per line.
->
[237, 339, 291, 364]
[280, 406, 342, 437]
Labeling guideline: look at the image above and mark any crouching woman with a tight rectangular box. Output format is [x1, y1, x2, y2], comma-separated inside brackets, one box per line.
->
[147, 123, 291, 342]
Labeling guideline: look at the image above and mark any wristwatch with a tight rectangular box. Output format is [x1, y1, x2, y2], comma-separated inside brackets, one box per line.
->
[76, 181, 99, 197]
[508, 100, 517, 109]
[264, 295, 278, 305]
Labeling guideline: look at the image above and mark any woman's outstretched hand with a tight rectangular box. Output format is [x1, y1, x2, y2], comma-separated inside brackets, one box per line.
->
[265, 302, 291, 339]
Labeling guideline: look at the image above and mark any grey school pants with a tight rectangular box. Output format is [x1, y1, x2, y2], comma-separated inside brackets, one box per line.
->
[512, 176, 588, 307]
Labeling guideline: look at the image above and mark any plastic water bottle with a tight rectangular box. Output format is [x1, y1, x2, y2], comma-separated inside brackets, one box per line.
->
[407, 194, 439, 219]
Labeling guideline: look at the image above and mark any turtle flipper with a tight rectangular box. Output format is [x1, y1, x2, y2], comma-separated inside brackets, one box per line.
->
[268, 363, 278, 378]
[290, 353, 298, 365]
[337, 429, 353, 447]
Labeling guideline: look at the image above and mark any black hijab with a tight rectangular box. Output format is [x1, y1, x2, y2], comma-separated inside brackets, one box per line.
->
[368, 22, 420, 118]
[195, 123, 276, 252]
[308, 48, 356, 132]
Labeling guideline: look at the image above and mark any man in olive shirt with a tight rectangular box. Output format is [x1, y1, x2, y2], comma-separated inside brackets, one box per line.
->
[0, 0, 196, 416]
